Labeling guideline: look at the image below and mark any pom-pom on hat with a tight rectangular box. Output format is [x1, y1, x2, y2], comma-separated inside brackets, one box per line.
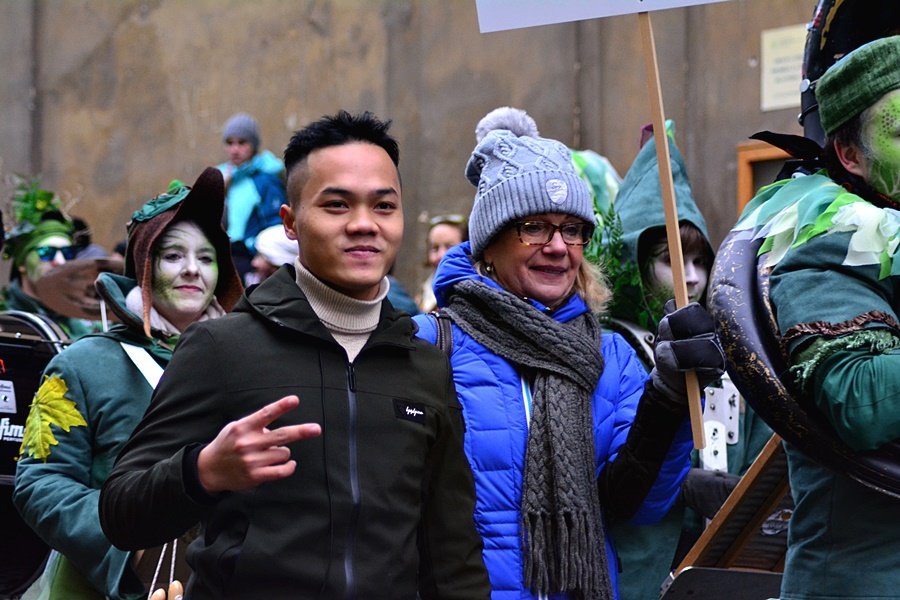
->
[817, 35, 900, 136]
[465, 106, 593, 258]
[222, 112, 260, 151]
[125, 167, 243, 336]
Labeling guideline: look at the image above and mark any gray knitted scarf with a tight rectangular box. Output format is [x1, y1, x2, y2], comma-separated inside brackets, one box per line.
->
[444, 279, 612, 600]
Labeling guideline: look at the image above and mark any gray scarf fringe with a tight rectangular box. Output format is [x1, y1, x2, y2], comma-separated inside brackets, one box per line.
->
[445, 279, 613, 600]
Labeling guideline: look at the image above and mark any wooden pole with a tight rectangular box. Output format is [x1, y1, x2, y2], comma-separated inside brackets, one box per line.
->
[638, 11, 706, 449]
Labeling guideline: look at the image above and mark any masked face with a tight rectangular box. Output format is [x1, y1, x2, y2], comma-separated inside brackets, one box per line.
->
[151, 221, 218, 332]
[646, 240, 709, 304]
[861, 89, 900, 201]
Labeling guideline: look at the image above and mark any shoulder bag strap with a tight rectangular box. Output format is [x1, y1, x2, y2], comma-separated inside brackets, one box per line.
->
[120, 342, 164, 389]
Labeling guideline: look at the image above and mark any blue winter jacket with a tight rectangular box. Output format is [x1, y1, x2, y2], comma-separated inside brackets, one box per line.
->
[413, 243, 693, 600]
[217, 150, 286, 253]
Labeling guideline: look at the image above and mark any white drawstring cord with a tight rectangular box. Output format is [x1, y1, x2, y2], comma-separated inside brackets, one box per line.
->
[147, 538, 178, 599]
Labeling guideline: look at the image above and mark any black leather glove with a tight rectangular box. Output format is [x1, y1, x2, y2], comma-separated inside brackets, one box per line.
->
[681, 467, 740, 519]
[650, 300, 725, 401]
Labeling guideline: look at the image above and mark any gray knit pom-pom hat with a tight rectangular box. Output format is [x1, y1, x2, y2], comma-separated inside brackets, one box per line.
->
[466, 107, 592, 258]
[222, 112, 260, 151]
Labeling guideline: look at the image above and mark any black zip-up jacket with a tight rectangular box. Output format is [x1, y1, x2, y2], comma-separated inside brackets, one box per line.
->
[100, 266, 489, 599]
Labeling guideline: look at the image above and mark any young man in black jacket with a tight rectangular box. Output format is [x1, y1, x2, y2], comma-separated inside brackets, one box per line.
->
[100, 111, 489, 599]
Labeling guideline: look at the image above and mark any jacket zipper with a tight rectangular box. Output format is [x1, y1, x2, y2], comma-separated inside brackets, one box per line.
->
[344, 362, 360, 599]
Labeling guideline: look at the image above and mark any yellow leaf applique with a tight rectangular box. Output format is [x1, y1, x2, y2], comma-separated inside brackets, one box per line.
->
[18, 374, 87, 462]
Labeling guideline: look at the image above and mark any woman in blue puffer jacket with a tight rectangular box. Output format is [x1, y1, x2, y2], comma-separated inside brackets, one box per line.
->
[413, 107, 724, 600]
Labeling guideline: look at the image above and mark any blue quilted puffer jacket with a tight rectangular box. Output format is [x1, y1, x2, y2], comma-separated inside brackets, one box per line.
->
[413, 242, 693, 600]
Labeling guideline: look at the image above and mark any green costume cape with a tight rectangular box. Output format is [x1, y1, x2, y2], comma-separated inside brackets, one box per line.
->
[737, 170, 900, 599]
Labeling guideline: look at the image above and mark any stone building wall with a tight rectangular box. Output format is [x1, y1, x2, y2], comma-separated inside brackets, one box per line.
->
[0, 0, 811, 290]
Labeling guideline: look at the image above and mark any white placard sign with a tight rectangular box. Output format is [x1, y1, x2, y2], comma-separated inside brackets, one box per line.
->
[761, 24, 806, 112]
[476, 0, 732, 33]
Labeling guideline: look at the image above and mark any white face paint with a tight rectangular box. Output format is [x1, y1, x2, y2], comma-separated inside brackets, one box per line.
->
[151, 221, 218, 332]
[647, 241, 709, 303]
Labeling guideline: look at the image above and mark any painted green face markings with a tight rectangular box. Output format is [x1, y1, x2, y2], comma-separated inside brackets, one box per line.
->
[150, 221, 219, 331]
[862, 89, 900, 201]
[21, 234, 72, 286]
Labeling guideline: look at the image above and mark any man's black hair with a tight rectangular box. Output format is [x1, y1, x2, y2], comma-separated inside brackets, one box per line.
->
[823, 110, 867, 174]
[283, 110, 400, 176]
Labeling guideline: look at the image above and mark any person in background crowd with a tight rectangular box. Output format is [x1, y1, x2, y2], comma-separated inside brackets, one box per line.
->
[243, 224, 299, 286]
[110, 240, 127, 262]
[387, 267, 421, 315]
[592, 121, 772, 599]
[416, 214, 467, 313]
[72, 216, 109, 259]
[414, 106, 725, 599]
[100, 110, 489, 599]
[733, 35, 900, 599]
[216, 112, 286, 280]
[14, 168, 242, 600]
[2, 178, 95, 339]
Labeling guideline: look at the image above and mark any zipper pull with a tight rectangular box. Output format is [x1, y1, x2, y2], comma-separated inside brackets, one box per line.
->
[347, 363, 356, 392]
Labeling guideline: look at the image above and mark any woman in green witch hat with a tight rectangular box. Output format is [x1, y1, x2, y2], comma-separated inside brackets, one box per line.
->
[13, 168, 242, 600]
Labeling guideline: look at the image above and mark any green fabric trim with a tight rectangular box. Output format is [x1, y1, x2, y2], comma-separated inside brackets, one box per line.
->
[129, 184, 190, 223]
[793, 192, 858, 248]
[740, 172, 900, 280]
[791, 329, 900, 392]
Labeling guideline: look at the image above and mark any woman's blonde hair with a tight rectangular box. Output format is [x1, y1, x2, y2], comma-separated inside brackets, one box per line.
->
[577, 259, 611, 313]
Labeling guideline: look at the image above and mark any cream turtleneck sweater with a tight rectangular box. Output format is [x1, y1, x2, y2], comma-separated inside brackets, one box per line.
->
[293, 258, 389, 362]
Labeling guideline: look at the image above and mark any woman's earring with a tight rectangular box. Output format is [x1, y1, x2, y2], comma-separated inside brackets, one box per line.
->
[484, 262, 495, 275]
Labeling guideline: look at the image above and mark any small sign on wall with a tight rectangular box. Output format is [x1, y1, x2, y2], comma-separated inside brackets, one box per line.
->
[761, 24, 807, 112]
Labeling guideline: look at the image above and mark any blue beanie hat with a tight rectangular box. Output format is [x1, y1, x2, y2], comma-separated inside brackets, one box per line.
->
[465, 107, 593, 258]
[222, 112, 260, 151]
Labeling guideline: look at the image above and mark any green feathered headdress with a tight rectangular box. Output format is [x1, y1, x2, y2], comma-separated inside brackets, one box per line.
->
[3, 176, 74, 268]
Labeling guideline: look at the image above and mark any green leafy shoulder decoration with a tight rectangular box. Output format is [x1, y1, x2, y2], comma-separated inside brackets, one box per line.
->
[18, 374, 87, 462]
[737, 171, 900, 279]
[589, 204, 666, 331]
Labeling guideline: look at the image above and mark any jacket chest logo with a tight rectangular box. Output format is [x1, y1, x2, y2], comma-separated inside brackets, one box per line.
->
[393, 399, 426, 424]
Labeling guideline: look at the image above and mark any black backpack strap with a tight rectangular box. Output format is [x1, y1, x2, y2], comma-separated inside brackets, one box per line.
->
[431, 310, 453, 357]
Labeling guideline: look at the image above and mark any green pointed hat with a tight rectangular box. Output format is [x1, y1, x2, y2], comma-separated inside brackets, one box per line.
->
[614, 121, 710, 267]
[593, 121, 712, 330]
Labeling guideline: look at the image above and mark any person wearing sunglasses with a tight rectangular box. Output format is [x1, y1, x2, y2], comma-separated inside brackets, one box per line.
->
[1, 182, 95, 339]
[413, 107, 725, 600]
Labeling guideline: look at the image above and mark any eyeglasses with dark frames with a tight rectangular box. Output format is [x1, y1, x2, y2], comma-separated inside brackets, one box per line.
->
[34, 245, 77, 262]
[513, 221, 594, 246]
